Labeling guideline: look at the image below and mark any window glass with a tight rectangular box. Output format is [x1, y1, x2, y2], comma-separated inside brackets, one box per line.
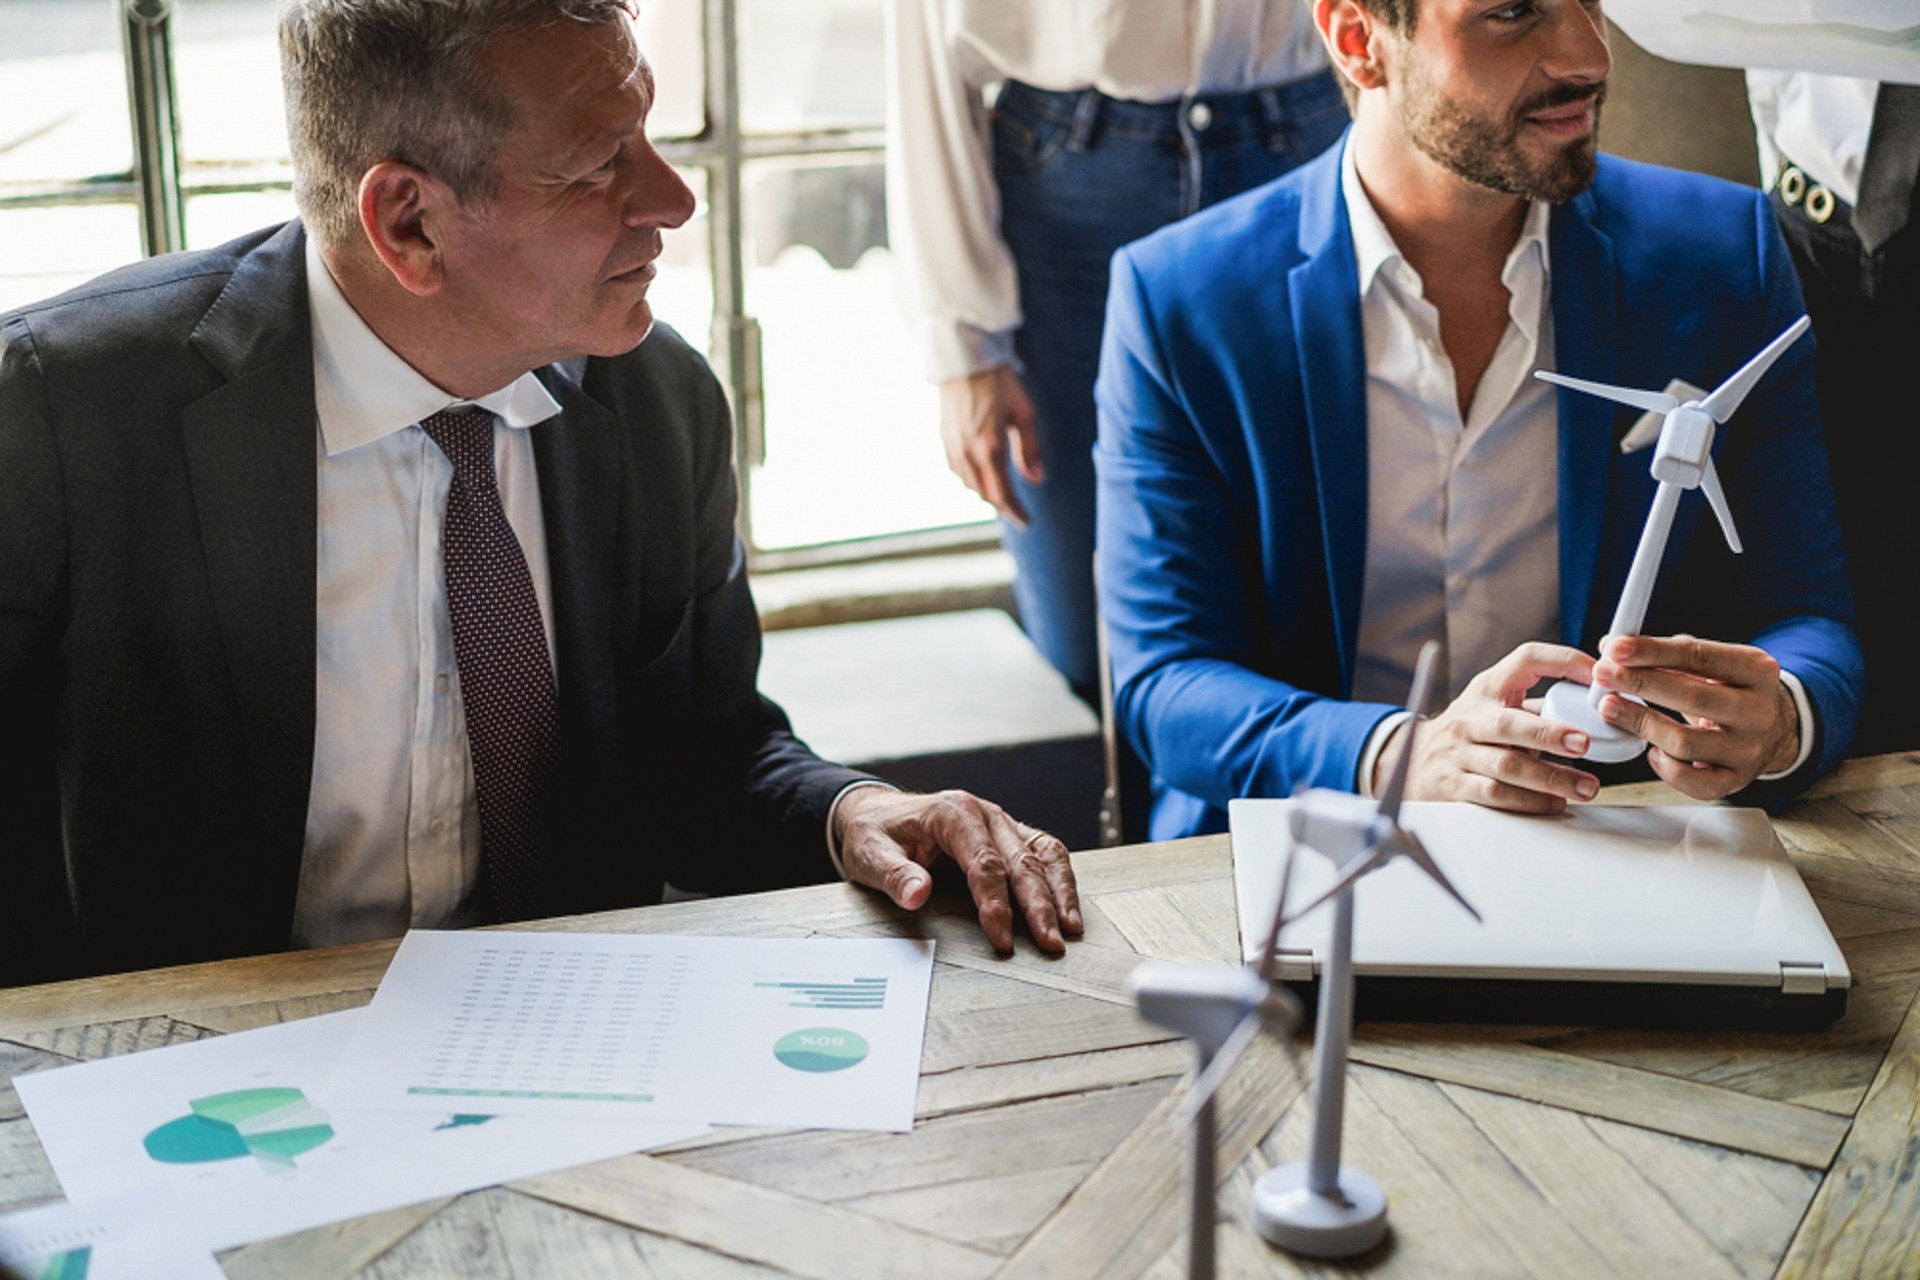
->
[739, 0, 884, 134]
[0, 0, 133, 184]
[174, 0, 288, 170]
[636, 3, 704, 141]
[186, 188, 298, 248]
[0, 204, 145, 312]
[648, 167, 715, 359]
[741, 155, 987, 549]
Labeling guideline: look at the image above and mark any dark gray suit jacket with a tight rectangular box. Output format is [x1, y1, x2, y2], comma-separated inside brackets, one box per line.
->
[0, 221, 868, 985]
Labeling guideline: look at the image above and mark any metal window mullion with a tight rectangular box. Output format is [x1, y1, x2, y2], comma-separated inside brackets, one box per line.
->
[704, 0, 764, 552]
[120, 0, 186, 256]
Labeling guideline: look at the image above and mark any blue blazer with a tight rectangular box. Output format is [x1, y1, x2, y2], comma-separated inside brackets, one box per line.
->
[1095, 140, 1862, 840]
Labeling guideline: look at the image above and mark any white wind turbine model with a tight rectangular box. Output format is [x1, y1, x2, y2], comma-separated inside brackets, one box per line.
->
[1128, 641, 1481, 1273]
[1531, 315, 1813, 763]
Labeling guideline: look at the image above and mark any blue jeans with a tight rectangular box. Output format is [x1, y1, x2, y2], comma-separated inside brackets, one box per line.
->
[992, 74, 1349, 703]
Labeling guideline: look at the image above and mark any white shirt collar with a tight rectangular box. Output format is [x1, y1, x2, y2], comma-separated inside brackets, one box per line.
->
[1339, 136, 1553, 340]
[304, 235, 562, 458]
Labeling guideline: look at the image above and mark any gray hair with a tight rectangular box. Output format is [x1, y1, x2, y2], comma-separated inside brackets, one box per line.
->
[279, 0, 633, 249]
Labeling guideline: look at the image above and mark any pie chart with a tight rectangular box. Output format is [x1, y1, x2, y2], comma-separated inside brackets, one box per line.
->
[773, 1028, 869, 1073]
[143, 1087, 334, 1171]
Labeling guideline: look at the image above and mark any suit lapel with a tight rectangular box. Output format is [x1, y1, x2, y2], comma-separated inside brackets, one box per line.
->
[1288, 147, 1370, 694]
[180, 222, 319, 879]
[1548, 190, 1620, 647]
[530, 360, 623, 775]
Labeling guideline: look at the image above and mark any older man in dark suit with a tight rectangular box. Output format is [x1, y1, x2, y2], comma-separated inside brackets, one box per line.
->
[0, 0, 1080, 985]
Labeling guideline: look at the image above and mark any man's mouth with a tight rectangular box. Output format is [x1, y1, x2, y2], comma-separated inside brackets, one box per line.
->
[1520, 87, 1603, 139]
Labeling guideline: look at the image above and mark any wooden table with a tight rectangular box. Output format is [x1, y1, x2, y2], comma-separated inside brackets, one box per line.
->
[4, 755, 1919, 1279]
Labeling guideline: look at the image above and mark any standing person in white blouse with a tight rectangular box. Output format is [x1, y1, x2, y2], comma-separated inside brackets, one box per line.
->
[1747, 70, 1918, 755]
[885, 0, 1346, 713]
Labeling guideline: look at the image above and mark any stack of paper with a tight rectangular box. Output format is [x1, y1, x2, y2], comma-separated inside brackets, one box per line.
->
[14, 931, 936, 1256]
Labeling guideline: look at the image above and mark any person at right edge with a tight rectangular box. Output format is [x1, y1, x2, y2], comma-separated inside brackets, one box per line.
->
[1749, 70, 1918, 756]
[1095, 0, 1864, 841]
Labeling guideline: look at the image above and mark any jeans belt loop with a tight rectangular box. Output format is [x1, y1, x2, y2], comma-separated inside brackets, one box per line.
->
[1256, 85, 1291, 153]
[1067, 89, 1103, 153]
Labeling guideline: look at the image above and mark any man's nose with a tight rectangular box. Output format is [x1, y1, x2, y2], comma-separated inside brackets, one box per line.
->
[1544, 1, 1611, 85]
[624, 144, 697, 230]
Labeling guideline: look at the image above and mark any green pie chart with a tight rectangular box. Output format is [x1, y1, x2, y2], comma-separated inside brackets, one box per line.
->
[773, 1028, 869, 1073]
[144, 1087, 334, 1171]
[14, 1247, 91, 1280]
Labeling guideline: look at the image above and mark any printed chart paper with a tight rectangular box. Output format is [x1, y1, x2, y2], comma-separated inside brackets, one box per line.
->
[0, 1189, 222, 1280]
[329, 930, 937, 1131]
[14, 1010, 705, 1251]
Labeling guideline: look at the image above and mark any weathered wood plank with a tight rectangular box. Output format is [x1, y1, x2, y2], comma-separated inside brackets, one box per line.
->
[1778, 979, 1920, 1277]
[1800, 752, 1920, 800]
[1098, 879, 1242, 965]
[0, 946, 398, 1038]
[1351, 1027, 1850, 1167]
[513, 1156, 999, 1280]
[175, 989, 374, 1036]
[841, 1164, 1089, 1256]
[917, 1041, 1189, 1119]
[921, 992, 1167, 1075]
[354, 1191, 510, 1280]
[0, 1116, 61, 1211]
[11, 1015, 216, 1063]
[674, 1081, 1167, 1204]
[1070, 837, 1228, 897]
[220, 1198, 457, 1280]
[0, 1040, 73, 1122]
[841, 915, 1144, 1007]
[995, 1035, 1305, 1278]
[486, 1187, 787, 1277]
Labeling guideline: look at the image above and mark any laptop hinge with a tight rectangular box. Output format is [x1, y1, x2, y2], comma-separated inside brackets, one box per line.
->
[1779, 962, 1829, 995]
[1270, 948, 1317, 981]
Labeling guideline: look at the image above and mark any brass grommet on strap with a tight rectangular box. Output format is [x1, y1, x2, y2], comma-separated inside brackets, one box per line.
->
[1779, 165, 1806, 206]
[1806, 184, 1836, 224]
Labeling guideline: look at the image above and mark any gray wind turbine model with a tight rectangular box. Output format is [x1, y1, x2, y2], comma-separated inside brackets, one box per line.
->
[1128, 640, 1481, 1274]
[1531, 315, 1813, 763]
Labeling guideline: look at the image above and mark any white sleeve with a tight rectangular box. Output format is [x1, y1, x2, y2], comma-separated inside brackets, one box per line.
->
[884, 0, 1024, 382]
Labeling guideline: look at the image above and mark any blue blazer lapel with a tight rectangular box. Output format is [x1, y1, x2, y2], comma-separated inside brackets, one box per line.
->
[1288, 147, 1369, 694]
[180, 221, 318, 884]
[1548, 190, 1619, 647]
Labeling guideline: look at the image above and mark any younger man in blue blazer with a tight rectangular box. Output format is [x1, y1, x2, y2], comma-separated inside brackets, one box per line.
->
[1096, 0, 1863, 839]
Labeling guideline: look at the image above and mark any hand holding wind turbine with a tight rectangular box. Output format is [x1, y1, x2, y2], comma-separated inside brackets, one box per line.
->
[1532, 316, 1812, 763]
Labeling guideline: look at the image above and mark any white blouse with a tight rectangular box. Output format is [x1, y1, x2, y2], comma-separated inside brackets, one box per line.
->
[884, 0, 1330, 380]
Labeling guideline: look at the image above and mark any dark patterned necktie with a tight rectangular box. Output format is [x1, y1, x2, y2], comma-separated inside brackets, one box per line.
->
[1855, 83, 1920, 255]
[420, 408, 559, 923]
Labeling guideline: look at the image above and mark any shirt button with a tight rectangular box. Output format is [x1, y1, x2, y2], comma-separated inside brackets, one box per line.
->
[1188, 101, 1212, 131]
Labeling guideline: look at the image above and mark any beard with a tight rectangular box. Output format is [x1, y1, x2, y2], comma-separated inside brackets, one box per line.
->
[1398, 71, 1605, 204]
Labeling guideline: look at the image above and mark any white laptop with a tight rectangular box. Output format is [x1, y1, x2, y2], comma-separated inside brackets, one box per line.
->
[1230, 800, 1850, 1028]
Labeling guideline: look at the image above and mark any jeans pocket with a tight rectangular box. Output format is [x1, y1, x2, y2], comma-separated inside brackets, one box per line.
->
[992, 104, 1071, 179]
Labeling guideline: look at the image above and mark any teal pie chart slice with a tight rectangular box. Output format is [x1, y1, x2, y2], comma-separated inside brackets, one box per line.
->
[144, 1087, 334, 1170]
[773, 1028, 869, 1073]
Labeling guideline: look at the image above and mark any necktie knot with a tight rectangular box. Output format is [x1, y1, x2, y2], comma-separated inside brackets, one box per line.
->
[420, 409, 498, 486]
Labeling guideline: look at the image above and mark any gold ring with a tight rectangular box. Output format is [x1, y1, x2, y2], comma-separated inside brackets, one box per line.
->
[1022, 829, 1048, 850]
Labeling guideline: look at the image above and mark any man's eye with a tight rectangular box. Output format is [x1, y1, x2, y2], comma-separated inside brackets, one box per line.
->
[1489, 1, 1535, 19]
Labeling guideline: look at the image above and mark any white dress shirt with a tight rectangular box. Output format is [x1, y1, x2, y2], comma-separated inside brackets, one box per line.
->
[1340, 144, 1815, 791]
[291, 238, 563, 948]
[886, 0, 1329, 379]
[1344, 140, 1562, 713]
[1747, 70, 1879, 205]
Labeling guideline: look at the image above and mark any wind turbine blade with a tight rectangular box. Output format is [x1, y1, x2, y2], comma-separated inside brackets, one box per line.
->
[1699, 315, 1812, 424]
[1698, 460, 1743, 554]
[1378, 639, 1441, 825]
[1535, 370, 1678, 415]
[1282, 842, 1392, 926]
[1389, 829, 1482, 923]
[1172, 1013, 1262, 1128]
[1254, 846, 1298, 984]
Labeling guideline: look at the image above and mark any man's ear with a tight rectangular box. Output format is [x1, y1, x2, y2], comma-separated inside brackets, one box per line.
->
[1317, 0, 1390, 96]
[357, 162, 453, 297]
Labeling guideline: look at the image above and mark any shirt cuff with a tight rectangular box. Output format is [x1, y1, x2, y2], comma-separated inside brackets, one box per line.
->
[1355, 711, 1414, 798]
[1756, 670, 1816, 783]
[824, 779, 900, 881]
[924, 321, 1020, 382]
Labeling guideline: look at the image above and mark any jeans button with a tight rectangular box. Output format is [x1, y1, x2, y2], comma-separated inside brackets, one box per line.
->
[1188, 100, 1212, 131]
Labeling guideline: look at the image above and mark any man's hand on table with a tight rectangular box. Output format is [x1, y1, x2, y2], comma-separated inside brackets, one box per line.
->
[832, 787, 1082, 954]
[1591, 633, 1799, 799]
[1376, 642, 1602, 814]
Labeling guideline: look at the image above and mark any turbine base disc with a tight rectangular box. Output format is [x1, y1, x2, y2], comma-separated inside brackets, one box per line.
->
[1251, 1162, 1388, 1258]
[1542, 679, 1647, 764]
